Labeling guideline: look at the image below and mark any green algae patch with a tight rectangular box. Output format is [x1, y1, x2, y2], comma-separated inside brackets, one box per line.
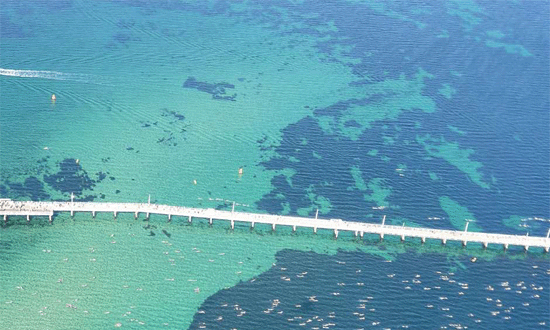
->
[318, 67, 436, 140]
[417, 134, 490, 189]
[348, 0, 426, 29]
[437, 29, 450, 38]
[486, 30, 505, 39]
[296, 185, 332, 217]
[485, 39, 532, 57]
[364, 178, 392, 208]
[503, 215, 541, 232]
[439, 196, 482, 232]
[367, 149, 379, 157]
[439, 83, 457, 99]
[350, 165, 368, 191]
[503, 215, 527, 232]
[428, 171, 439, 181]
[448, 125, 466, 135]
[446, 0, 484, 32]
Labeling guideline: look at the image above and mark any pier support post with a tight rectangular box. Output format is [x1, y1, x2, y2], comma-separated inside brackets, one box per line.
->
[3, 214, 6, 223]
[49, 214, 52, 223]
[379, 233, 384, 241]
[168, 214, 172, 222]
[114, 211, 118, 219]
[134, 212, 138, 219]
[401, 235, 405, 242]
[382, 215, 386, 226]
[360, 231, 364, 239]
[421, 237, 426, 244]
[231, 220, 234, 230]
[544, 246, 549, 253]
[482, 242, 488, 249]
[251, 222, 255, 229]
[209, 218, 213, 226]
[462, 241, 467, 247]
[71, 192, 74, 217]
[272, 223, 276, 231]
[188, 216, 192, 223]
[334, 229, 338, 239]
[354, 231, 358, 237]
[293, 225, 296, 232]
[442, 238, 447, 245]
[92, 211, 96, 218]
[524, 245, 529, 252]
[313, 227, 317, 234]
[27, 214, 30, 222]
[503, 243, 508, 251]
[146, 212, 150, 219]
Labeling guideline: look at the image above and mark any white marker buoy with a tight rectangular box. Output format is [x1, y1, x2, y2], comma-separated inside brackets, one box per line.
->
[51, 94, 56, 101]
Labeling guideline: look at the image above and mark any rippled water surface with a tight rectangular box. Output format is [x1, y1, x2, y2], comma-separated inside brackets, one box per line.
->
[1, 1, 549, 329]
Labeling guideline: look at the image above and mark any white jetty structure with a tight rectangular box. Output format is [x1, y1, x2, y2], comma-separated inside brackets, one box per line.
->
[1, 198, 549, 253]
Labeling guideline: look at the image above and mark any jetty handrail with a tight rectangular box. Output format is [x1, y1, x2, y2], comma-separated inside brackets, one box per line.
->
[1, 199, 549, 252]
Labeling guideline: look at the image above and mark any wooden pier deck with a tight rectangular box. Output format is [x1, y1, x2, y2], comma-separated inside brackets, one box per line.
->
[1, 199, 549, 252]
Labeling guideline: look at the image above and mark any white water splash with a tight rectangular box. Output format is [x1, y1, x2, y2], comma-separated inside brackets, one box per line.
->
[0, 68, 104, 84]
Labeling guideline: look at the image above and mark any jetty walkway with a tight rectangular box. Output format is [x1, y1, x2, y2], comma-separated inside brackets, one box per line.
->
[1, 199, 549, 252]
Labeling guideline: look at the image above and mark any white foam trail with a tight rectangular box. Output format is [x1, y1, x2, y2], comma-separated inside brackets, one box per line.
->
[0, 68, 103, 84]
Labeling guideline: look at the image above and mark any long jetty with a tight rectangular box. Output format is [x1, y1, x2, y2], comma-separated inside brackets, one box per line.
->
[1, 198, 549, 253]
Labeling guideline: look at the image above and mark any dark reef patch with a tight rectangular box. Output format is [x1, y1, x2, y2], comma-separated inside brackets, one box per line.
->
[43, 158, 96, 196]
[183, 76, 237, 101]
[96, 172, 107, 181]
[161, 108, 186, 123]
[113, 32, 131, 44]
[0, 185, 8, 197]
[4, 177, 50, 201]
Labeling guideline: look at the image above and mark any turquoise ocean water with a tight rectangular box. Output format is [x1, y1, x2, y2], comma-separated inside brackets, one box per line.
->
[1, 1, 549, 329]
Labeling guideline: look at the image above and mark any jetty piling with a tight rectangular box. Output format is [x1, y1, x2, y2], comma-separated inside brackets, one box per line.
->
[0, 199, 548, 253]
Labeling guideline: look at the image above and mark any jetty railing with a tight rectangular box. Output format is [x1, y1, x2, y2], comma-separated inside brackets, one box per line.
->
[1, 199, 549, 253]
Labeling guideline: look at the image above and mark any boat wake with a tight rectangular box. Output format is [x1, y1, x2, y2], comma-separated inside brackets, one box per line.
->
[0, 68, 105, 84]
